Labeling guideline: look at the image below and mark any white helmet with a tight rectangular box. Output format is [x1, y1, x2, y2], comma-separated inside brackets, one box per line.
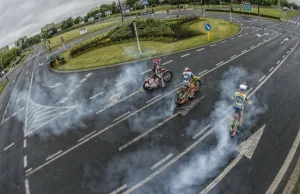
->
[239, 84, 247, 92]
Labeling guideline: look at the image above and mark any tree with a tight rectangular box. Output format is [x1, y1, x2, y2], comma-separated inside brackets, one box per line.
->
[74, 17, 81, 24]
[111, 2, 119, 13]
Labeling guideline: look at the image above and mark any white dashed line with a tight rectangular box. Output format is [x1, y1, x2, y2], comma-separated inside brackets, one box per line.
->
[220, 40, 226, 43]
[197, 48, 205, 51]
[46, 150, 63, 161]
[25, 179, 30, 194]
[210, 44, 216, 47]
[242, 50, 247, 53]
[85, 73, 93, 77]
[11, 112, 17, 117]
[115, 80, 128, 86]
[251, 46, 255, 49]
[192, 124, 211, 139]
[113, 111, 131, 123]
[24, 139, 27, 148]
[140, 69, 152, 75]
[26, 70, 28, 75]
[67, 90, 75, 96]
[4, 142, 14, 151]
[162, 60, 173, 65]
[109, 184, 127, 194]
[231, 38, 235, 40]
[246, 87, 253, 95]
[119, 113, 179, 151]
[181, 53, 190, 57]
[245, 33, 249, 35]
[230, 55, 237, 59]
[259, 75, 266, 82]
[24, 155, 28, 168]
[215, 61, 224, 67]
[269, 67, 274, 72]
[78, 131, 96, 142]
[75, 84, 81, 88]
[198, 70, 208, 76]
[60, 97, 68, 104]
[35, 68, 41, 74]
[282, 55, 286, 59]
[238, 35, 243, 37]
[80, 78, 87, 83]
[276, 60, 281, 65]
[146, 95, 162, 104]
[25, 168, 32, 174]
[90, 92, 103, 100]
[151, 153, 174, 170]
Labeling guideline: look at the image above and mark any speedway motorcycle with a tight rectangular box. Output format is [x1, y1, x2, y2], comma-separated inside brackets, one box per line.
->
[143, 68, 173, 91]
[176, 75, 201, 105]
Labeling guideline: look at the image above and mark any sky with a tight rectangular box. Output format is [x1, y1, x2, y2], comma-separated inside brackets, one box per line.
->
[0, 0, 111, 48]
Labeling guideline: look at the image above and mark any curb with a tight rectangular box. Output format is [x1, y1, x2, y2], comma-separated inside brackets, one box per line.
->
[51, 18, 243, 74]
[282, 156, 300, 194]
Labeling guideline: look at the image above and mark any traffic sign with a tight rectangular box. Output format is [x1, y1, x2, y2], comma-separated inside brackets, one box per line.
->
[244, 3, 252, 11]
[205, 24, 211, 31]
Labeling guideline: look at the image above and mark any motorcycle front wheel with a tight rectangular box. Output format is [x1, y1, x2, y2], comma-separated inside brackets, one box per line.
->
[163, 71, 173, 82]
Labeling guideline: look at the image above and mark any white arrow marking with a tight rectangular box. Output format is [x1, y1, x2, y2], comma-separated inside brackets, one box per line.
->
[42, 83, 63, 88]
[200, 125, 265, 194]
[256, 33, 269, 38]
[280, 38, 289, 44]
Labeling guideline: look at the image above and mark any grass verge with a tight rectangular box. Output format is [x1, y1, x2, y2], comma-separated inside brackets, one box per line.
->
[56, 17, 240, 71]
[0, 80, 9, 95]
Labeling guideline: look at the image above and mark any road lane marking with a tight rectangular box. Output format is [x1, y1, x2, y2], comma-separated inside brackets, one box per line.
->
[85, 73, 93, 77]
[24, 139, 27, 148]
[162, 60, 173, 65]
[246, 87, 253, 95]
[269, 67, 274, 72]
[282, 55, 286, 59]
[35, 68, 41, 74]
[90, 92, 103, 99]
[230, 55, 237, 59]
[140, 69, 152, 75]
[75, 84, 81, 88]
[231, 38, 235, 40]
[46, 150, 63, 161]
[4, 142, 14, 151]
[210, 44, 216, 46]
[221, 41, 226, 43]
[96, 91, 140, 114]
[151, 153, 174, 170]
[11, 112, 17, 117]
[78, 131, 96, 142]
[146, 95, 162, 104]
[245, 33, 249, 35]
[109, 184, 127, 194]
[113, 111, 131, 123]
[122, 128, 213, 194]
[197, 48, 205, 51]
[26, 70, 28, 74]
[12, 78, 16, 83]
[192, 124, 211, 139]
[60, 97, 68, 104]
[181, 53, 190, 57]
[251, 46, 255, 49]
[25, 168, 32, 174]
[24, 155, 28, 168]
[242, 50, 247, 53]
[67, 90, 75, 96]
[276, 60, 281, 64]
[119, 113, 179, 151]
[80, 78, 87, 83]
[238, 35, 243, 37]
[25, 179, 30, 194]
[266, 129, 300, 194]
[115, 80, 128, 86]
[259, 75, 266, 82]
[287, 51, 290, 54]
[215, 61, 224, 67]
[198, 70, 208, 76]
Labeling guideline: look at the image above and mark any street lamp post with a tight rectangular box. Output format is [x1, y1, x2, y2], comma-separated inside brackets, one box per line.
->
[41, 33, 49, 59]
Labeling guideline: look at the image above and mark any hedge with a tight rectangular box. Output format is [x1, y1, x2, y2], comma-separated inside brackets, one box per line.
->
[70, 16, 203, 57]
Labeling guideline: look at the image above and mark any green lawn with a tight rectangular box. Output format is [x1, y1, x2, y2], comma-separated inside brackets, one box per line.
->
[48, 19, 134, 50]
[0, 80, 8, 95]
[56, 17, 240, 71]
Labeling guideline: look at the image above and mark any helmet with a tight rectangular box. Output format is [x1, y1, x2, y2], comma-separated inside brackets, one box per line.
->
[184, 67, 191, 72]
[153, 58, 161, 65]
[239, 84, 247, 92]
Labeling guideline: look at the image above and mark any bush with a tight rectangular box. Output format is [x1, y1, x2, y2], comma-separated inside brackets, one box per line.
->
[69, 16, 203, 57]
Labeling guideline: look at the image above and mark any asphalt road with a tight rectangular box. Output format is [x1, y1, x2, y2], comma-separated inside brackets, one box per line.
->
[1, 11, 300, 194]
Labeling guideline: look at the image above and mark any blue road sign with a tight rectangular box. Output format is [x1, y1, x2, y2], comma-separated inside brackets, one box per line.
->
[205, 24, 211, 31]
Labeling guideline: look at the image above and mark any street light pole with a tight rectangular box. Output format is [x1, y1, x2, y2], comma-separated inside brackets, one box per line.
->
[118, 0, 124, 22]
[41, 33, 49, 59]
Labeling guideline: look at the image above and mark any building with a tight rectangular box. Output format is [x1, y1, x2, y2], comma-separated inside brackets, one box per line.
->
[0, 45, 9, 54]
[41, 23, 55, 35]
[88, 17, 95, 23]
[14, 36, 27, 48]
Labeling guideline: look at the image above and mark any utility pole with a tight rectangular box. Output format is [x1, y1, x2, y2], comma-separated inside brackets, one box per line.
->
[133, 21, 142, 56]
[118, 0, 124, 22]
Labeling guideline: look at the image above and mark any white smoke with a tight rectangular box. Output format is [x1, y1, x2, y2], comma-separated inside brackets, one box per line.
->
[169, 66, 267, 194]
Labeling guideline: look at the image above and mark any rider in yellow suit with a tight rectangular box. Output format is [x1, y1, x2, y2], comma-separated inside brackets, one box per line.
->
[232, 83, 252, 128]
